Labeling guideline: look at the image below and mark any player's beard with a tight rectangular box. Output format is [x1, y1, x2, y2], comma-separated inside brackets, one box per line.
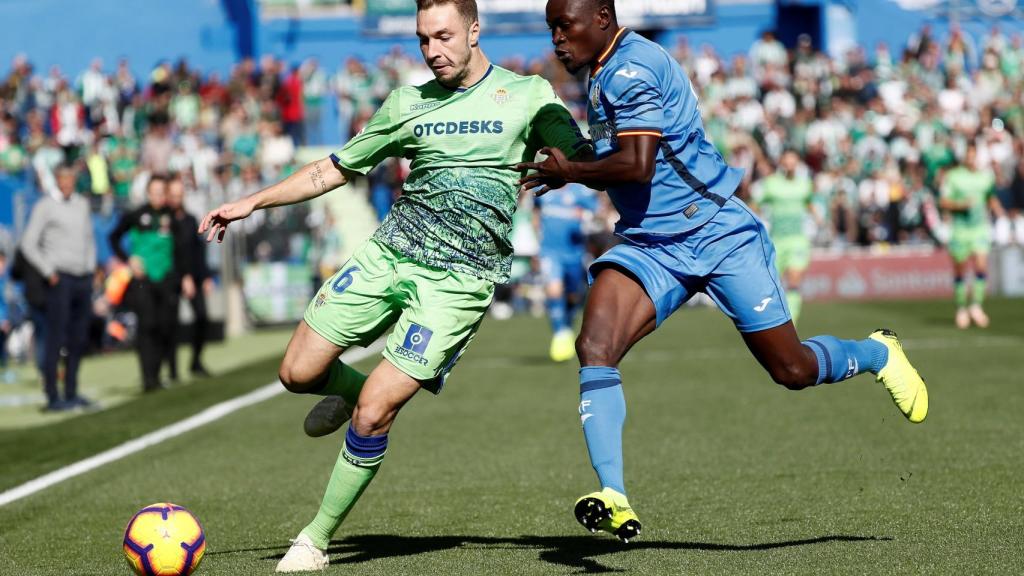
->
[436, 44, 474, 88]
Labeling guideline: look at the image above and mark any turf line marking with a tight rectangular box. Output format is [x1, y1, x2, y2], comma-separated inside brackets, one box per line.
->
[0, 342, 384, 508]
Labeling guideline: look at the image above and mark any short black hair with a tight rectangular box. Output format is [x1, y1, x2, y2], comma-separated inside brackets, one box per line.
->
[586, 0, 616, 17]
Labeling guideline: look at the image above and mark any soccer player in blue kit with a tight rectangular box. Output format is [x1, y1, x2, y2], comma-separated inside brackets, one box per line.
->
[536, 183, 598, 361]
[518, 0, 930, 542]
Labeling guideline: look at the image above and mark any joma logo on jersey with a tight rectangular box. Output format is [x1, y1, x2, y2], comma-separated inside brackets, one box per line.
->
[412, 120, 504, 137]
[394, 323, 433, 366]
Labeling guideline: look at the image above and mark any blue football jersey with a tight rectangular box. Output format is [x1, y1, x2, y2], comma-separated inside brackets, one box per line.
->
[587, 29, 743, 238]
[537, 183, 598, 252]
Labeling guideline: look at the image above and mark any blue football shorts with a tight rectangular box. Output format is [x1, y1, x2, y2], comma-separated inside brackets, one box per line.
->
[588, 196, 792, 333]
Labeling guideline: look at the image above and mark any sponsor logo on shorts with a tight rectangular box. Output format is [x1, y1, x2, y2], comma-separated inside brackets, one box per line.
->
[404, 324, 433, 353]
[394, 323, 433, 366]
[754, 298, 773, 312]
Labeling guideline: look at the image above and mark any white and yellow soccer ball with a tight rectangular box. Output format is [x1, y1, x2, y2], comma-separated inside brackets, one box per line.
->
[123, 502, 206, 576]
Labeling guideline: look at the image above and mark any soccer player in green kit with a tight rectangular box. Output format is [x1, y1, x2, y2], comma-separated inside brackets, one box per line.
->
[199, 0, 589, 571]
[755, 150, 817, 324]
[940, 143, 1006, 329]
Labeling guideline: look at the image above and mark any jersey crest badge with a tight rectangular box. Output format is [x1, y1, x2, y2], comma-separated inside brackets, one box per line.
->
[589, 83, 602, 112]
[491, 88, 511, 105]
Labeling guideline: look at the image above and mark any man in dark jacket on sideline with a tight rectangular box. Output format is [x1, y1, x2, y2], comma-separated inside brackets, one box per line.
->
[109, 175, 181, 392]
[167, 176, 211, 378]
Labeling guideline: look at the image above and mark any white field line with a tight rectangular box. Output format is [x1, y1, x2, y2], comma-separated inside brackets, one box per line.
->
[0, 342, 384, 508]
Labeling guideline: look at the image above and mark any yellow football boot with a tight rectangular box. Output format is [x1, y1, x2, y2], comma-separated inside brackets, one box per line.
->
[870, 329, 928, 423]
[574, 487, 642, 543]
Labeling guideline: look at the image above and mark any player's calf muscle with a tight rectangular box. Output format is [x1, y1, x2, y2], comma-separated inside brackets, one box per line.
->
[766, 359, 817, 390]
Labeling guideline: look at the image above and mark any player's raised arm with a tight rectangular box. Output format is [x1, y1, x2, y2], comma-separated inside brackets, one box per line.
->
[199, 157, 351, 243]
[201, 83, 402, 243]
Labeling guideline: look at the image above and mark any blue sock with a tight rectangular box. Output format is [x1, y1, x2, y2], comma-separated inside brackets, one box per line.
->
[547, 297, 568, 333]
[803, 335, 889, 385]
[565, 299, 578, 330]
[344, 427, 388, 465]
[579, 366, 626, 495]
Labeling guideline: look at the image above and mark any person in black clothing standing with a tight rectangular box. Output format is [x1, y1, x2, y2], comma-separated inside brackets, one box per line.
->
[109, 175, 180, 392]
[167, 176, 211, 377]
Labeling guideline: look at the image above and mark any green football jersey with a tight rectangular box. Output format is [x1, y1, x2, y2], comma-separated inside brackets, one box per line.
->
[332, 64, 589, 283]
[942, 167, 995, 229]
[759, 173, 813, 240]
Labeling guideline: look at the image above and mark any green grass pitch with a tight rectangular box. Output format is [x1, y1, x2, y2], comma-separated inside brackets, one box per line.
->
[1, 299, 1023, 575]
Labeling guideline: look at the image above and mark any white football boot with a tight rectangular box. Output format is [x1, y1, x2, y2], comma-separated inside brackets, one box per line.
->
[275, 533, 328, 572]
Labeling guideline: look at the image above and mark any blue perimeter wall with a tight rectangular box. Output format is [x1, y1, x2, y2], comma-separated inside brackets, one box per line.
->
[0, 0, 246, 77]
[3, 0, 1024, 80]
[258, 2, 774, 68]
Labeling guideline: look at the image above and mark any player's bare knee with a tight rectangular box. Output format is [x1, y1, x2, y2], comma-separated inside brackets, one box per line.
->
[278, 362, 309, 394]
[576, 331, 616, 366]
[351, 404, 393, 437]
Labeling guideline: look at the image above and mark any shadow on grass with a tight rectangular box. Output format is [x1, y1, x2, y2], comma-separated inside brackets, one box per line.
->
[221, 533, 891, 573]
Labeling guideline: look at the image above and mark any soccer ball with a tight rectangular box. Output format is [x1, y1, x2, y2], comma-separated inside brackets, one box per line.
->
[123, 502, 206, 576]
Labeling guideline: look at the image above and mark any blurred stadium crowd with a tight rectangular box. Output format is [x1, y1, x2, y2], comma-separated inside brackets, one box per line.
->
[1, 24, 1024, 392]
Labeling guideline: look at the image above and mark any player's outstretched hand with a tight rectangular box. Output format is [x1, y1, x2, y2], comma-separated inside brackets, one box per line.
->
[516, 147, 571, 197]
[199, 199, 255, 243]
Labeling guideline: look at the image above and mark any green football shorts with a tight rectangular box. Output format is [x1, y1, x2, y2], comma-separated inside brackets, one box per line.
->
[948, 226, 991, 263]
[304, 239, 494, 393]
[773, 237, 811, 273]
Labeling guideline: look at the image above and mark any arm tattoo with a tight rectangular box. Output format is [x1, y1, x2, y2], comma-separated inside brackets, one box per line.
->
[309, 162, 329, 194]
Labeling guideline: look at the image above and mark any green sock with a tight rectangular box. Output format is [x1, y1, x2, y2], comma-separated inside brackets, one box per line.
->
[973, 277, 987, 306]
[314, 361, 368, 405]
[954, 280, 967, 309]
[300, 437, 385, 549]
[786, 290, 803, 325]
